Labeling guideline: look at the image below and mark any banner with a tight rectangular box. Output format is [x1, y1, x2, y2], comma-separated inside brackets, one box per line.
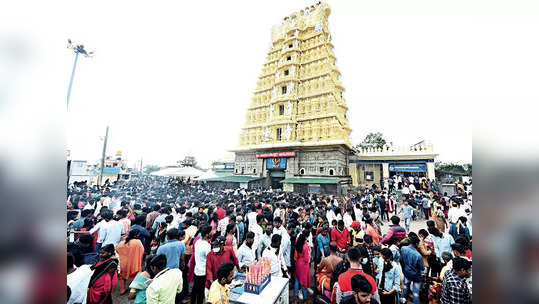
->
[256, 151, 296, 158]
[389, 164, 426, 172]
[266, 157, 287, 169]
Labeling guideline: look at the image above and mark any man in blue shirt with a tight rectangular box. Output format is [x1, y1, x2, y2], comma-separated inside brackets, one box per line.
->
[401, 233, 424, 304]
[156, 228, 186, 269]
[130, 215, 151, 250]
[72, 209, 93, 231]
[398, 200, 414, 233]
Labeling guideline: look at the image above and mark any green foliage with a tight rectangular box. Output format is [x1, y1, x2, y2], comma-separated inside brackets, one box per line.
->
[436, 162, 472, 175]
[355, 132, 387, 150]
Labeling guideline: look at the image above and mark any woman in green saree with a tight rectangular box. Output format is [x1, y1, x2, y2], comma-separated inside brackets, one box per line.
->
[128, 255, 154, 304]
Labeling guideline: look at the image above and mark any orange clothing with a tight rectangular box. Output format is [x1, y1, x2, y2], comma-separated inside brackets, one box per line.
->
[365, 224, 381, 246]
[116, 239, 144, 280]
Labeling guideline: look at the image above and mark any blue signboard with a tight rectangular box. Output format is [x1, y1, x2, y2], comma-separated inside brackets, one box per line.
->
[266, 157, 287, 170]
[389, 164, 426, 172]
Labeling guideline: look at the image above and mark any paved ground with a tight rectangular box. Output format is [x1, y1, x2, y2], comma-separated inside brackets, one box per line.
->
[111, 217, 431, 304]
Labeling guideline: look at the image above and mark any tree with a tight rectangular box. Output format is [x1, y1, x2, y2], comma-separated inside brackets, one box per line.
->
[435, 162, 467, 174]
[355, 132, 387, 150]
[178, 156, 197, 168]
[144, 165, 160, 174]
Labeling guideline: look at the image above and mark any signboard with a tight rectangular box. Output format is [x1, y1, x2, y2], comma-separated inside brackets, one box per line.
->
[308, 184, 321, 194]
[266, 157, 287, 169]
[283, 183, 294, 192]
[389, 164, 426, 172]
[256, 151, 296, 158]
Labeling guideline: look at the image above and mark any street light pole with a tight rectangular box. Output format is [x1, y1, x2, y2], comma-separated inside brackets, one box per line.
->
[66, 51, 79, 110]
[66, 39, 93, 110]
[98, 125, 109, 186]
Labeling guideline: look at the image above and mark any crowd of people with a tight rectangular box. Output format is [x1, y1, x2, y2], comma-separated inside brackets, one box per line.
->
[67, 174, 472, 304]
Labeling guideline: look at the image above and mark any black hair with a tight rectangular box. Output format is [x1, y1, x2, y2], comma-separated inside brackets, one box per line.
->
[351, 274, 372, 294]
[225, 223, 236, 235]
[426, 220, 435, 228]
[408, 233, 420, 245]
[390, 216, 400, 225]
[380, 248, 393, 260]
[167, 228, 179, 240]
[101, 243, 115, 254]
[217, 262, 235, 281]
[452, 257, 472, 271]
[245, 231, 255, 239]
[101, 210, 114, 220]
[256, 214, 265, 223]
[418, 229, 429, 238]
[295, 231, 308, 254]
[274, 216, 282, 224]
[347, 246, 361, 262]
[200, 225, 212, 238]
[81, 209, 93, 217]
[149, 254, 167, 272]
[125, 229, 140, 244]
[271, 234, 282, 248]
[329, 242, 338, 252]
[363, 234, 373, 245]
[338, 220, 345, 227]
[451, 243, 466, 255]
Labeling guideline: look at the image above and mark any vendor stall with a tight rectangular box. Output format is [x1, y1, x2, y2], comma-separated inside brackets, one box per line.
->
[229, 275, 289, 304]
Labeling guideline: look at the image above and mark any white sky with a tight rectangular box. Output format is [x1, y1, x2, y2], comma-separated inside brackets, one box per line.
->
[4, 0, 539, 169]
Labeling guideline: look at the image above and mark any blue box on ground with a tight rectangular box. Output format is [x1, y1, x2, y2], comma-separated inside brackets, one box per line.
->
[244, 274, 271, 295]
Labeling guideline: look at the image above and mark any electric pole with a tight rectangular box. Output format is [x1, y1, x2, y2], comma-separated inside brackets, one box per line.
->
[98, 126, 109, 186]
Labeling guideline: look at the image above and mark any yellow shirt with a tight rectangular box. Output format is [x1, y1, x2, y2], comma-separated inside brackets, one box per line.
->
[207, 280, 229, 304]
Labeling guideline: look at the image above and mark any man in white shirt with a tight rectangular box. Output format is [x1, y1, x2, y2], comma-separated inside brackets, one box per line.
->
[217, 210, 230, 236]
[67, 254, 93, 304]
[90, 209, 124, 249]
[343, 208, 354, 230]
[447, 203, 465, 225]
[237, 232, 256, 270]
[326, 207, 337, 227]
[146, 254, 183, 304]
[262, 234, 287, 277]
[251, 214, 265, 259]
[192, 225, 212, 304]
[247, 205, 258, 231]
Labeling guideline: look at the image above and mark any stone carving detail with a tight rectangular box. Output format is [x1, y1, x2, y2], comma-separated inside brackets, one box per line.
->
[315, 21, 323, 33]
[292, 53, 297, 61]
[272, 86, 277, 97]
[288, 81, 295, 93]
[290, 19, 297, 27]
[290, 65, 295, 76]
[275, 71, 279, 79]
[286, 101, 292, 115]
[295, 29, 299, 37]
[284, 124, 292, 140]
[264, 128, 270, 141]
[269, 105, 274, 119]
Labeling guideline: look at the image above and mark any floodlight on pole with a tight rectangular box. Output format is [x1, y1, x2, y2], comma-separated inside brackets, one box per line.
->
[66, 39, 93, 110]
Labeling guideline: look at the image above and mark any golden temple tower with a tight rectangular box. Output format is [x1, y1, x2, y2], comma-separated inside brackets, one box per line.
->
[227, 1, 353, 194]
[239, 1, 351, 148]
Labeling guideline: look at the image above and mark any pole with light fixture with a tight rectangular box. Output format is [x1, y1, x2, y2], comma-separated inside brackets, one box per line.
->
[66, 39, 93, 110]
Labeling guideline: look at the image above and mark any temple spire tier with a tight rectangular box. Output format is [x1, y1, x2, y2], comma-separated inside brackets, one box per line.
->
[239, 1, 351, 149]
